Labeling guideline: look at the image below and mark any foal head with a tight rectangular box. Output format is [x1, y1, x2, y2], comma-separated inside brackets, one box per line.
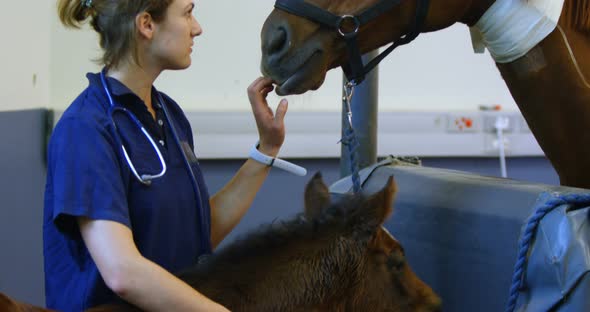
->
[302, 173, 441, 311]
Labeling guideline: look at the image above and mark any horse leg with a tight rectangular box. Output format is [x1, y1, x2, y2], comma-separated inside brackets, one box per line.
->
[495, 18, 590, 189]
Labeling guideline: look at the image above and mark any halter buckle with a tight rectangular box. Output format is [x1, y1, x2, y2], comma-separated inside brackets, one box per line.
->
[337, 15, 360, 38]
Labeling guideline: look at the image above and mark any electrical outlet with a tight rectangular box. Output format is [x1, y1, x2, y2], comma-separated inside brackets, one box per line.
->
[482, 114, 517, 133]
[447, 114, 480, 133]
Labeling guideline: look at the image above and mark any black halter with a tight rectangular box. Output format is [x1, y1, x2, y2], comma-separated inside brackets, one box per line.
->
[274, 0, 430, 85]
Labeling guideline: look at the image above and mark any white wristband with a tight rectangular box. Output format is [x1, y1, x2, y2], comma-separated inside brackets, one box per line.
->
[248, 141, 307, 176]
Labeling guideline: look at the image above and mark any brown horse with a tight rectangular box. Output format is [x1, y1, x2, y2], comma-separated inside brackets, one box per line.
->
[0, 174, 440, 312]
[261, 0, 590, 189]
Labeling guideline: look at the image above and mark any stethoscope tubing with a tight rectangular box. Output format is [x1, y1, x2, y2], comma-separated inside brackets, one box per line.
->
[100, 71, 167, 185]
[120, 126, 167, 183]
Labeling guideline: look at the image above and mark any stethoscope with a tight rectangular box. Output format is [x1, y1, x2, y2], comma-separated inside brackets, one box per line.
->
[100, 70, 212, 255]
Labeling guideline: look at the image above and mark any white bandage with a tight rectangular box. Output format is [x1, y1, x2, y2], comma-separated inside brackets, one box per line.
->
[469, 0, 564, 63]
[248, 141, 307, 176]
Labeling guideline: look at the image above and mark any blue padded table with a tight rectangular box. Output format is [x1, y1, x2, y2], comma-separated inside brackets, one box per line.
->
[330, 157, 590, 312]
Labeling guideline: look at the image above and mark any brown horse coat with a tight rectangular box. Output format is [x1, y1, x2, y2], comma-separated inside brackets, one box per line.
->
[261, 0, 590, 189]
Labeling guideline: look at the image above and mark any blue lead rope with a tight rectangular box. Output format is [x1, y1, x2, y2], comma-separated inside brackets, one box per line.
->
[340, 123, 362, 193]
[505, 192, 590, 312]
[341, 81, 362, 194]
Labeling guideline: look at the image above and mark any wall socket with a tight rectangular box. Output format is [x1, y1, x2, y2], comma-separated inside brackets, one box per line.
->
[482, 114, 519, 133]
[446, 114, 481, 133]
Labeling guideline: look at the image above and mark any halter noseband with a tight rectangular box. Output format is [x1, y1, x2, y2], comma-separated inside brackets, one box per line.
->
[274, 0, 430, 85]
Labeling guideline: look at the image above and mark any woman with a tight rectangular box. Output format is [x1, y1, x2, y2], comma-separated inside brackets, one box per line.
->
[44, 0, 288, 311]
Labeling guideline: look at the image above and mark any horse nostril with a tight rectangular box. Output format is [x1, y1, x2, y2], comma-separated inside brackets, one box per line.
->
[265, 26, 289, 57]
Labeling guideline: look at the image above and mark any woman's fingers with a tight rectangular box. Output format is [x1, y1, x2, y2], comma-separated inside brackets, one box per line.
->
[246, 77, 288, 156]
[274, 99, 288, 125]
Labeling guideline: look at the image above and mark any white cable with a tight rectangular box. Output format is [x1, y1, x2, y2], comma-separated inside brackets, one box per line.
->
[248, 141, 307, 176]
[495, 116, 509, 178]
[556, 24, 590, 90]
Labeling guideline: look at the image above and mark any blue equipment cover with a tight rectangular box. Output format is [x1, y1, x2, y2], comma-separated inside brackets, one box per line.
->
[330, 157, 590, 312]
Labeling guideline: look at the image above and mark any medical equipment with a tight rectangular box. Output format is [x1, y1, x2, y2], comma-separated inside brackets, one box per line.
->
[248, 141, 307, 176]
[101, 73, 167, 185]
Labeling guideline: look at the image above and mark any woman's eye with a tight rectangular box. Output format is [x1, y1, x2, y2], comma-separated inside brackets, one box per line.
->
[186, 4, 195, 17]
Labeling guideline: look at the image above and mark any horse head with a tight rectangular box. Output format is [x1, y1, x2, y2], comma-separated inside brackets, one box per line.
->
[261, 0, 490, 95]
[304, 173, 441, 311]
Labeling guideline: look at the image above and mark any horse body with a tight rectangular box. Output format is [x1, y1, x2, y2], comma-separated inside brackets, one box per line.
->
[261, 0, 590, 189]
[495, 13, 590, 188]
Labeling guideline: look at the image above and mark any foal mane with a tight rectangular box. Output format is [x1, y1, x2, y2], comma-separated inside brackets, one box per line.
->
[175, 194, 367, 310]
[206, 194, 361, 265]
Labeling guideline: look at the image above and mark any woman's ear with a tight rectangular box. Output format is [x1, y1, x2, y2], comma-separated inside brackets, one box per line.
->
[136, 12, 155, 40]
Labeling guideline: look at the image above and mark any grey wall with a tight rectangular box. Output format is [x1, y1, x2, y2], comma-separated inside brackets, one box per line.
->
[200, 156, 560, 247]
[0, 109, 50, 307]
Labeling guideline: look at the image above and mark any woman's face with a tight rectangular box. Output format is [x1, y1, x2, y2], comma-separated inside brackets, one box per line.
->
[150, 0, 202, 70]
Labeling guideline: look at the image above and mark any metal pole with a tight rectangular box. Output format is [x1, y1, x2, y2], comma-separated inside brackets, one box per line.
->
[340, 50, 379, 178]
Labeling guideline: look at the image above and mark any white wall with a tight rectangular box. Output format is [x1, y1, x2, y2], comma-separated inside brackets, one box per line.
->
[0, 1, 518, 113]
[0, 0, 525, 157]
[379, 26, 517, 112]
[0, 1, 51, 111]
[47, 0, 517, 113]
[49, 2, 103, 109]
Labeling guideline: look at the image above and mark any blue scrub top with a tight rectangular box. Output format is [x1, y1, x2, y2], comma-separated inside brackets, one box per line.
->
[43, 72, 212, 311]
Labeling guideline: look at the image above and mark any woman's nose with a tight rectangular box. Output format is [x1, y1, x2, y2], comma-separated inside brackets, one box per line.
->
[191, 17, 202, 37]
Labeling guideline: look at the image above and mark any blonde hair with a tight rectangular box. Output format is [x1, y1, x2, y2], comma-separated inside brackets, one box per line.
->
[57, 0, 174, 69]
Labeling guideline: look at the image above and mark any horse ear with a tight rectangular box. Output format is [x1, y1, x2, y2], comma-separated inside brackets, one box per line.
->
[304, 172, 331, 219]
[368, 176, 397, 222]
[355, 176, 397, 238]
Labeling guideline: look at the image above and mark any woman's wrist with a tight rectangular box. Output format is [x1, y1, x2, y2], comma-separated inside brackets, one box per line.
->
[248, 141, 307, 176]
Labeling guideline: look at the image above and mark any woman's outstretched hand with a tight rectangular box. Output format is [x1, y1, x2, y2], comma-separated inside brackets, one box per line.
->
[247, 77, 288, 157]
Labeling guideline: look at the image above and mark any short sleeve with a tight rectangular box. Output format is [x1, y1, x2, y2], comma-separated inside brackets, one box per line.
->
[46, 116, 130, 237]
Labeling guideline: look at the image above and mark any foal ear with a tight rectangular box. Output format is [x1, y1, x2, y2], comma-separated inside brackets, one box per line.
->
[304, 172, 331, 219]
[356, 176, 397, 236]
